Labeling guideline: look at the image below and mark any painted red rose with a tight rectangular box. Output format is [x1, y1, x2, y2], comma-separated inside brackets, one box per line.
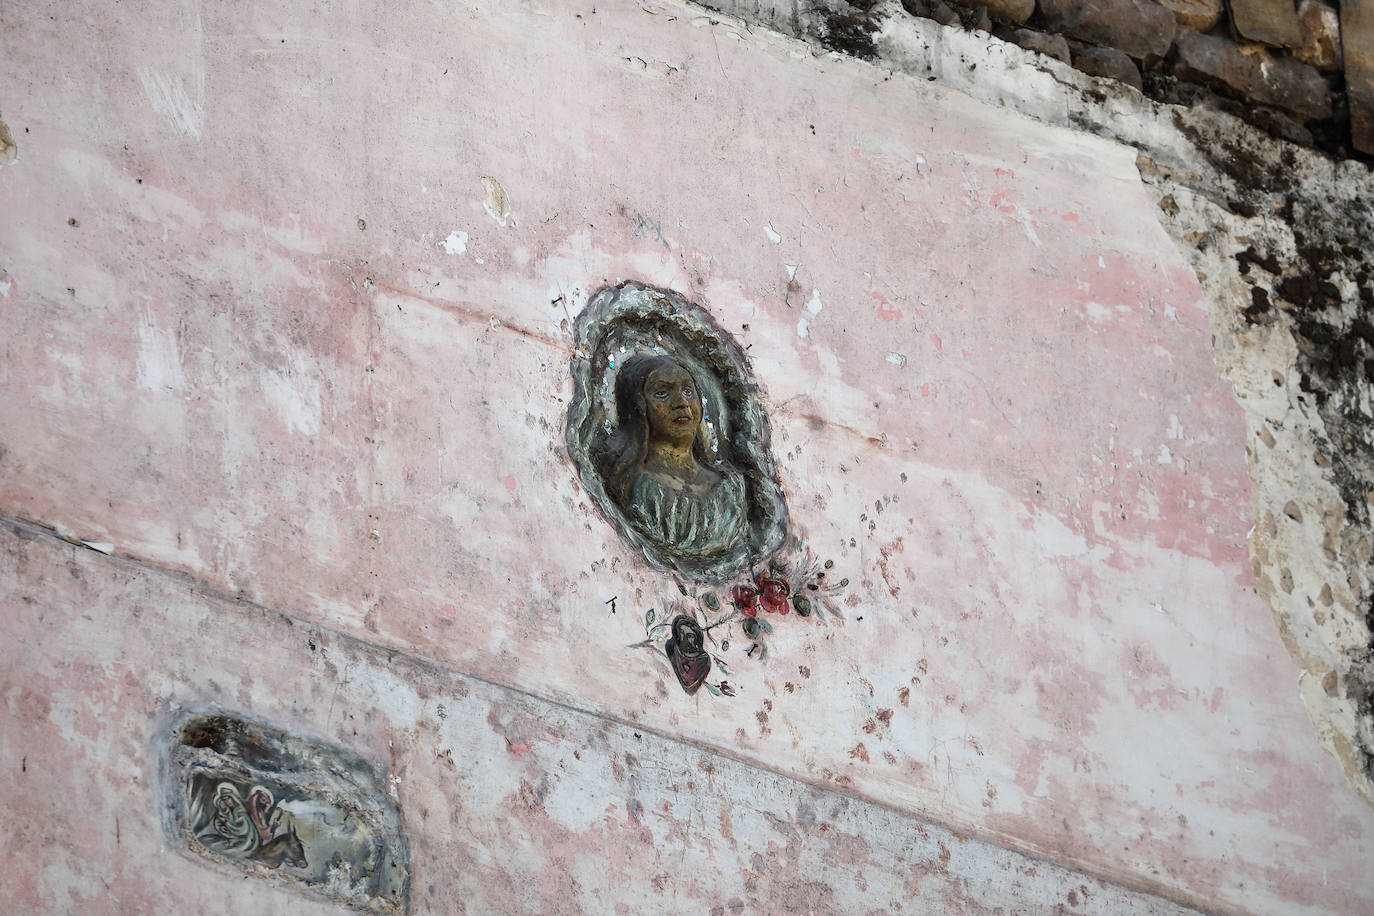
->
[756, 575, 791, 614]
[731, 584, 759, 617]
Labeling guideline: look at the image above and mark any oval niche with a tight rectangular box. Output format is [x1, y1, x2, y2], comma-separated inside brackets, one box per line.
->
[565, 281, 787, 582]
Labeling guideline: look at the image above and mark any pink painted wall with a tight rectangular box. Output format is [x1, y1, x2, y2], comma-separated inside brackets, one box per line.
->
[0, 0, 1368, 912]
[1, 520, 1196, 913]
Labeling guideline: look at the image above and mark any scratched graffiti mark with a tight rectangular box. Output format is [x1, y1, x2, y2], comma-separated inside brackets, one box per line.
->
[631, 212, 670, 250]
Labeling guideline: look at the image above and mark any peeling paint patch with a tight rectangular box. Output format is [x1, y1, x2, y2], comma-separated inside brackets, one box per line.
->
[136, 314, 186, 393]
[806, 289, 823, 314]
[137, 68, 203, 139]
[886, 352, 907, 367]
[0, 118, 16, 165]
[261, 355, 322, 436]
[481, 176, 513, 227]
[442, 231, 468, 255]
[764, 223, 783, 244]
[797, 318, 810, 338]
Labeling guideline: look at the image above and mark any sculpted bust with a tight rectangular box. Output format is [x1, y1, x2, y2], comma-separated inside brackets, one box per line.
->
[597, 355, 748, 560]
[566, 281, 787, 581]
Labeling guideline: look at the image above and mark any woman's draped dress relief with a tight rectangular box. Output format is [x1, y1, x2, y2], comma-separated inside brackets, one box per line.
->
[566, 282, 786, 583]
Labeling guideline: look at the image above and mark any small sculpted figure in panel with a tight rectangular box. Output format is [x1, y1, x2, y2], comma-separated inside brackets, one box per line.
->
[597, 355, 748, 561]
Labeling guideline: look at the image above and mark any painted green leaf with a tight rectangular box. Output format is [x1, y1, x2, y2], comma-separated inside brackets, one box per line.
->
[645, 608, 656, 629]
[703, 592, 720, 610]
[705, 682, 722, 696]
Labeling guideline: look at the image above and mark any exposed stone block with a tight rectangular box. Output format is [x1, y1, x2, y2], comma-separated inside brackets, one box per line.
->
[1250, 106, 1316, 144]
[1174, 28, 1333, 120]
[926, 0, 964, 27]
[949, 0, 1036, 23]
[906, 0, 964, 27]
[1344, 0, 1374, 153]
[1072, 45, 1144, 89]
[1037, 0, 1177, 59]
[1008, 27, 1073, 62]
[1230, 0, 1304, 47]
[1157, 0, 1223, 31]
[1294, 0, 1342, 72]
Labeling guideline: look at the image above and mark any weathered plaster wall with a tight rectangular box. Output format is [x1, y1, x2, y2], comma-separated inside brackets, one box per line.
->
[1, 518, 1198, 914]
[2, 0, 1372, 913]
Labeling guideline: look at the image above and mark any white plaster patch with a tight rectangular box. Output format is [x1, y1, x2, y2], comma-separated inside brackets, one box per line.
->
[1167, 414, 1184, 440]
[1084, 301, 1112, 322]
[218, 210, 327, 255]
[1157, 444, 1173, 465]
[136, 314, 186, 393]
[785, 263, 798, 280]
[797, 318, 810, 338]
[806, 289, 823, 314]
[764, 223, 782, 244]
[261, 354, 322, 436]
[886, 352, 907, 366]
[1012, 203, 1041, 247]
[137, 68, 204, 139]
[0, 278, 11, 297]
[442, 230, 468, 255]
[1030, 506, 1097, 558]
[542, 760, 610, 832]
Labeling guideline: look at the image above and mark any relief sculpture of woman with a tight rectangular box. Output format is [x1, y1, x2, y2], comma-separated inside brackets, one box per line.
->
[596, 355, 748, 561]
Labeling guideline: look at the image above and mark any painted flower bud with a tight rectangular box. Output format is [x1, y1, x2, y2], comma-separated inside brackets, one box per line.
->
[756, 575, 791, 614]
[732, 584, 759, 617]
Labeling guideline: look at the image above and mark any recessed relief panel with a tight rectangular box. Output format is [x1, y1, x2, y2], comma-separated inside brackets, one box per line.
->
[566, 282, 787, 581]
[163, 711, 409, 912]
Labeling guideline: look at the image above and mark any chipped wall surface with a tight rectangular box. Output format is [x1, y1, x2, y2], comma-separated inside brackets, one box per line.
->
[2, 0, 1373, 913]
[1, 520, 1196, 914]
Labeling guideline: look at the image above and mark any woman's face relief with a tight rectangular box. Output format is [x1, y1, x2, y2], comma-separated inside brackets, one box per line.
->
[643, 362, 701, 446]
